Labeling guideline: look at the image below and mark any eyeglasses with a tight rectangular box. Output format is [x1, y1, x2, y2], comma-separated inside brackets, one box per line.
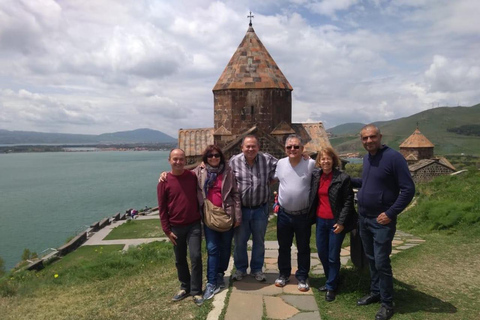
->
[286, 145, 300, 150]
[207, 154, 221, 158]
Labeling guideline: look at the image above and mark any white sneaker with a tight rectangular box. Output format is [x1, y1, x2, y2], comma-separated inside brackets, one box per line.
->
[252, 271, 266, 282]
[274, 275, 290, 287]
[232, 270, 247, 281]
[298, 279, 310, 292]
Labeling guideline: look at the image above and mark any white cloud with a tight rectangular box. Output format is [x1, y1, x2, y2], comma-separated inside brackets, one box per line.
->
[1, 0, 479, 136]
[307, 0, 360, 17]
[425, 55, 480, 93]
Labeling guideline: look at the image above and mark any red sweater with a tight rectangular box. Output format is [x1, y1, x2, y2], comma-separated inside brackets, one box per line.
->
[317, 171, 334, 219]
[157, 170, 201, 235]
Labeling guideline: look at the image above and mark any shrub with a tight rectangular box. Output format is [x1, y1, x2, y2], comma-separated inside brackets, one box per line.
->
[0, 257, 5, 278]
[345, 163, 362, 178]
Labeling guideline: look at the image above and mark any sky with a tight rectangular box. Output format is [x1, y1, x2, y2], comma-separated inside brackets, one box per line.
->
[1, 0, 479, 138]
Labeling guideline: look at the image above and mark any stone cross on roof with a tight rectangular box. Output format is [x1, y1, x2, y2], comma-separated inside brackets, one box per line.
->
[248, 11, 254, 26]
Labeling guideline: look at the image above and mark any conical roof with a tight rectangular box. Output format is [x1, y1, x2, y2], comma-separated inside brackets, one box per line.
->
[213, 25, 293, 91]
[399, 129, 434, 148]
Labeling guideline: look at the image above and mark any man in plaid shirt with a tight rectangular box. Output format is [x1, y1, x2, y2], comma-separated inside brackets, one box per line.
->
[229, 135, 277, 282]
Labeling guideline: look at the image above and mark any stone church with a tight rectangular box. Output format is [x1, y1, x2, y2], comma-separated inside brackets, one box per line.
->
[399, 127, 456, 183]
[178, 22, 331, 164]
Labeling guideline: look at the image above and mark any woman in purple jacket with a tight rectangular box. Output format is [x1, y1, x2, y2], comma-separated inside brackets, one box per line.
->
[193, 145, 241, 301]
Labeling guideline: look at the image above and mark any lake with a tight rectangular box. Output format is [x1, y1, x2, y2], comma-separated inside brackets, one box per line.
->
[0, 151, 170, 270]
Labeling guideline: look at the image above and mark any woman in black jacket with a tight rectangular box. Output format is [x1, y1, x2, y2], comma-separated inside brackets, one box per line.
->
[309, 147, 357, 302]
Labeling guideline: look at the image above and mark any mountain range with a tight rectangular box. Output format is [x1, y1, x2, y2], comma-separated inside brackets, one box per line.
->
[2, 104, 479, 154]
[0, 128, 176, 145]
[327, 103, 480, 155]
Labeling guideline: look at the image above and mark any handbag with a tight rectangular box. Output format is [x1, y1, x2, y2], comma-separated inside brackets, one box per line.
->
[203, 199, 233, 232]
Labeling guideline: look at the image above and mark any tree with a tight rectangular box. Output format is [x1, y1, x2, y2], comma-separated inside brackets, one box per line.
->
[21, 248, 38, 261]
[21, 249, 31, 261]
[0, 256, 5, 277]
[345, 163, 363, 178]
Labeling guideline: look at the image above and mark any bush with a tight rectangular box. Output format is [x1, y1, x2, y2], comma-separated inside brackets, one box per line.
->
[0, 280, 17, 297]
[21, 249, 38, 261]
[345, 163, 362, 178]
[0, 257, 5, 278]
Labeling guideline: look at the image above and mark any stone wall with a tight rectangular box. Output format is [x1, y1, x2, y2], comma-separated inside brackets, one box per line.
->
[412, 163, 454, 183]
[214, 89, 291, 136]
[400, 147, 434, 160]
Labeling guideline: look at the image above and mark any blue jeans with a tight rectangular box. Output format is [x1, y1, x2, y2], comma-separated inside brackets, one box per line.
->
[234, 204, 269, 274]
[277, 209, 311, 281]
[316, 217, 346, 291]
[204, 225, 234, 285]
[358, 214, 396, 306]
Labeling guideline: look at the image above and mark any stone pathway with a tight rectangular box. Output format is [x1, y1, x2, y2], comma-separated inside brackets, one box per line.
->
[80, 211, 425, 320]
[82, 212, 168, 250]
[222, 241, 319, 320]
[220, 231, 425, 320]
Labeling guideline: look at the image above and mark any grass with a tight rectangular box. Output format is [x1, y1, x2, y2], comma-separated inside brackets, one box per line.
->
[0, 241, 212, 319]
[313, 230, 480, 320]
[104, 219, 163, 240]
[398, 169, 480, 233]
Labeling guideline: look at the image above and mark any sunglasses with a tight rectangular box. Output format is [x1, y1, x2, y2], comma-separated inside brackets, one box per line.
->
[207, 154, 221, 158]
[286, 145, 300, 150]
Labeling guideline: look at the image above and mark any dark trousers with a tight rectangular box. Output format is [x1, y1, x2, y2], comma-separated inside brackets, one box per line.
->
[277, 209, 311, 281]
[171, 221, 202, 296]
[316, 217, 346, 291]
[358, 215, 396, 306]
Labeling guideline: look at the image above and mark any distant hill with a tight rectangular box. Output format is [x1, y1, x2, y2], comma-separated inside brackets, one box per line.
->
[327, 122, 365, 135]
[96, 129, 176, 143]
[0, 128, 176, 144]
[329, 103, 480, 156]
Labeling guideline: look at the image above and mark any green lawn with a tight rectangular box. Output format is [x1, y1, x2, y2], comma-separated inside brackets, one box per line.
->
[0, 241, 211, 320]
[105, 219, 163, 240]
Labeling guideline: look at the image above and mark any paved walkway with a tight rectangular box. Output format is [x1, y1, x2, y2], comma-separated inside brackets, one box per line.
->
[82, 213, 168, 250]
[81, 212, 425, 320]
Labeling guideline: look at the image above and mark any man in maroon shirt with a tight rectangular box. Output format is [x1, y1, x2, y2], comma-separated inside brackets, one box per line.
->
[157, 148, 203, 306]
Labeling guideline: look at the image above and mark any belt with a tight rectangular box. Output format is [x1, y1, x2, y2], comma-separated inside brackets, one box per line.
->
[280, 206, 309, 215]
[242, 203, 266, 210]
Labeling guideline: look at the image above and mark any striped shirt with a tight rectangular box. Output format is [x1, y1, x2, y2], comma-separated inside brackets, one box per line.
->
[229, 152, 278, 207]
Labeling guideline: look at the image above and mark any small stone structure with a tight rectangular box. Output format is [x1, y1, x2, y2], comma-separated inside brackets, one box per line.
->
[400, 128, 434, 163]
[409, 158, 456, 183]
[399, 127, 456, 182]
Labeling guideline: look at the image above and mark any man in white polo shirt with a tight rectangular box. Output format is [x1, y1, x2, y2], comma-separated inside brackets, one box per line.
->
[274, 134, 315, 292]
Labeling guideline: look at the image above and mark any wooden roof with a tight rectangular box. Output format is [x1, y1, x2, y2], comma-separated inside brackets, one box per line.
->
[400, 129, 434, 148]
[291, 122, 332, 154]
[178, 128, 214, 157]
[213, 25, 293, 91]
[408, 157, 456, 172]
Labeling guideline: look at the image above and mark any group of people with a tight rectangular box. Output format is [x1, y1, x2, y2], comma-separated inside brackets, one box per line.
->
[157, 124, 414, 320]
